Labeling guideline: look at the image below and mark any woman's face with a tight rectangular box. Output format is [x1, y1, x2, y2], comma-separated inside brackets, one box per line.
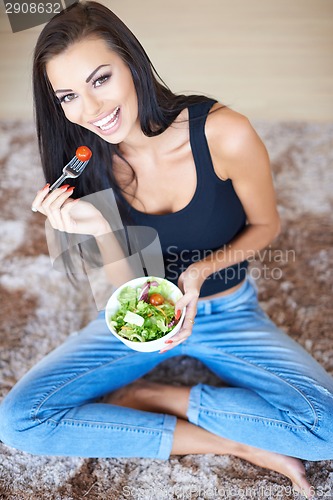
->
[46, 37, 139, 144]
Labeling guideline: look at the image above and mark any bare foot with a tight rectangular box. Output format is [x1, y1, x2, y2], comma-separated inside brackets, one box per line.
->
[104, 381, 313, 498]
[173, 421, 314, 499]
[234, 442, 313, 498]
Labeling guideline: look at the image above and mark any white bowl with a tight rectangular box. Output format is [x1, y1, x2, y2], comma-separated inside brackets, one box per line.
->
[105, 277, 186, 352]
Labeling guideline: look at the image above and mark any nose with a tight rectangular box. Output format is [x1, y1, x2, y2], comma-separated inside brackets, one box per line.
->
[82, 92, 103, 118]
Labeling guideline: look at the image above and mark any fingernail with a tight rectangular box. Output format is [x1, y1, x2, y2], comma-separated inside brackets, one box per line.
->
[66, 186, 75, 191]
[175, 310, 181, 320]
[60, 184, 70, 189]
[165, 340, 173, 344]
[159, 349, 167, 354]
[31, 206, 38, 212]
[42, 183, 50, 190]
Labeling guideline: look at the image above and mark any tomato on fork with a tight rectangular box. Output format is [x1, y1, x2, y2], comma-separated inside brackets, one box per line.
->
[76, 146, 92, 161]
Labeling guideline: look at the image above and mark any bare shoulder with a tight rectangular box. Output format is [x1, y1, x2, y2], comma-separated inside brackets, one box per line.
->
[205, 102, 269, 180]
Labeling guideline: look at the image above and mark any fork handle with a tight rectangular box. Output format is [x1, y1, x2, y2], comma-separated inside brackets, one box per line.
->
[49, 173, 68, 191]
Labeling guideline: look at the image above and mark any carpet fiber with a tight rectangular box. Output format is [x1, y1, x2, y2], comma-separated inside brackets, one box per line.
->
[0, 120, 332, 499]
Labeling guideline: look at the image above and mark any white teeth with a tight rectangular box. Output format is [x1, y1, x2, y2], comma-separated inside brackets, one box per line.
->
[93, 106, 119, 127]
[100, 112, 119, 130]
[99, 112, 120, 131]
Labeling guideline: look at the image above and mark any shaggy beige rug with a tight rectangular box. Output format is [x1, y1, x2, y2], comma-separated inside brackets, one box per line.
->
[0, 119, 332, 499]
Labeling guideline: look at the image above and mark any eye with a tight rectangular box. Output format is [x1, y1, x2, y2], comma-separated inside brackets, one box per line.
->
[58, 93, 77, 104]
[92, 74, 111, 88]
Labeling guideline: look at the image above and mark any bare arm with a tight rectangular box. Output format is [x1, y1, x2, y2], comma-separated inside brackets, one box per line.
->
[192, 106, 280, 282]
[92, 222, 137, 287]
[167, 107, 281, 352]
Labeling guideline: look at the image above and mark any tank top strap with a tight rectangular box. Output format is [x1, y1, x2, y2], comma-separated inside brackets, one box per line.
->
[188, 98, 218, 183]
[188, 98, 217, 122]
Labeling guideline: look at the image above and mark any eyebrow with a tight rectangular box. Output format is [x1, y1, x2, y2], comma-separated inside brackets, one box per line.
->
[54, 64, 111, 94]
[85, 64, 111, 83]
[55, 88, 73, 94]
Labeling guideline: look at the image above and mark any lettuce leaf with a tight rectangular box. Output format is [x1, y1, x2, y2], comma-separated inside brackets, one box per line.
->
[117, 286, 137, 309]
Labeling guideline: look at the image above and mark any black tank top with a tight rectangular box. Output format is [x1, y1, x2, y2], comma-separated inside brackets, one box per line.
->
[123, 99, 248, 297]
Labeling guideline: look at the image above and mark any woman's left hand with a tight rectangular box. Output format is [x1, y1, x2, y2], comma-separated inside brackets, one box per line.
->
[159, 265, 204, 353]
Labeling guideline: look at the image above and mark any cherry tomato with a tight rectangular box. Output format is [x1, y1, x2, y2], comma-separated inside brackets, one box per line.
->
[149, 293, 165, 306]
[76, 146, 92, 161]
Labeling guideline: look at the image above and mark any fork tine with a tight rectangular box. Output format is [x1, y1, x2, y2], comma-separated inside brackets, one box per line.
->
[66, 157, 81, 171]
[73, 159, 83, 172]
[79, 160, 89, 172]
[75, 160, 88, 173]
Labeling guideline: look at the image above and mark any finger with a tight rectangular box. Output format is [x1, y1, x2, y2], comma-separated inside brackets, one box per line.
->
[159, 331, 191, 353]
[31, 183, 50, 212]
[170, 293, 198, 342]
[161, 314, 195, 350]
[45, 186, 75, 221]
[169, 326, 192, 344]
[159, 316, 193, 353]
[42, 185, 73, 209]
[175, 305, 197, 331]
[42, 187, 69, 229]
[43, 187, 75, 231]
[168, 307, 197, 344]
[175, 291, 198, 317]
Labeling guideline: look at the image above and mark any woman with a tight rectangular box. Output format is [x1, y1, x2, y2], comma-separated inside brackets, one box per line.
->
[0, 2, 332, 497]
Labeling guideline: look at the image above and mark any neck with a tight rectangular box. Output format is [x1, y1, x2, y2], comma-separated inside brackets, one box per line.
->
[119, 108, 188, 158]
[119, 127, 155, 156]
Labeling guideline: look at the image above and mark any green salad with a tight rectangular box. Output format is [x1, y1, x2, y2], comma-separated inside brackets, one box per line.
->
[109, 279, 180, 342]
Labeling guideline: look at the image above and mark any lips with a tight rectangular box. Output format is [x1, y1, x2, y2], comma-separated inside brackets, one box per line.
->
[90, 106, 120, 130]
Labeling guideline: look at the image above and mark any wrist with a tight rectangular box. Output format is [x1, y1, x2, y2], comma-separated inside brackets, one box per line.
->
[92, 219, 112, 238]
[184, 262, 207, 290]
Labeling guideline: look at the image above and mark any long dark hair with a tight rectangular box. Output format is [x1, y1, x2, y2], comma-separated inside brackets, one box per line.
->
[33, 0, 223, 204]
[33, 0, 225, 281]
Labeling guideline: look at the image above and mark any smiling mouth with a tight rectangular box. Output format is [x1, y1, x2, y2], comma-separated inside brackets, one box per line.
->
[92, 106, 120, 130]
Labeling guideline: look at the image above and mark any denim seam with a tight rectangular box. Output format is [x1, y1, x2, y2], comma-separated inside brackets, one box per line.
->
[196, 346, 319, 431]
[157, 414, 178, 460]
[45, 418, 167, 434]
[31, 352, 139, 423]
[196, 408, 309, 431]
[186, 384, 202, 425]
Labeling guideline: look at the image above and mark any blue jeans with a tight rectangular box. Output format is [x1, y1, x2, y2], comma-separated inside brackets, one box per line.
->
[1, 277, 333, 460]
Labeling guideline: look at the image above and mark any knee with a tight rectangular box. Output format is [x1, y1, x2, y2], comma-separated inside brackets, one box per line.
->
[0, 390, 38, 452]
[303, 391, 333, 461]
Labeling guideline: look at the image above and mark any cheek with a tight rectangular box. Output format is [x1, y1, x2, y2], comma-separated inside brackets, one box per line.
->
[61, 104, 81, 124]
[119, 70, 137, 104]
[125, 81, 138, 115]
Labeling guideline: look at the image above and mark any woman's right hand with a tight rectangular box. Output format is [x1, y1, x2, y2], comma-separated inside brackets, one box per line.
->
[31, 183, 110, 237]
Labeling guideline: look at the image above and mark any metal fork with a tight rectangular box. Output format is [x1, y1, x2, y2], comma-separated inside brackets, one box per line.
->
[49, 151, 92, 191]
